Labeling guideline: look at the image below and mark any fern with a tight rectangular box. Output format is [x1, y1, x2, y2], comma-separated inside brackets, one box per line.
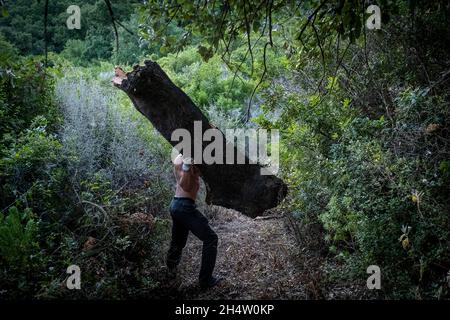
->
[0, 206, 39, 267]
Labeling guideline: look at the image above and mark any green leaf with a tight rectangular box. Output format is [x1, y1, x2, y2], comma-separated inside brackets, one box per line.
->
[197, 45, 213, 62]
[159, 45, 168, 55]
[1, 8, 9, 17]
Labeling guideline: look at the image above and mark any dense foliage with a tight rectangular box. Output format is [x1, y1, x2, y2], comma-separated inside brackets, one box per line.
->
[0, 0, 449, 299]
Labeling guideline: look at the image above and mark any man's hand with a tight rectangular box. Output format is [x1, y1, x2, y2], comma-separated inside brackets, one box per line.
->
[182, 157, 194, 172]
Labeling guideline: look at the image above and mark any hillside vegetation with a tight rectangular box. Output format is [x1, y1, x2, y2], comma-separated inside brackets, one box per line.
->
[0, 0, 449, 299]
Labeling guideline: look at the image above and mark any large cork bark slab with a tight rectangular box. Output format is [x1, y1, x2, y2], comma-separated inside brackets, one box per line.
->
[113, 60, 287, 217]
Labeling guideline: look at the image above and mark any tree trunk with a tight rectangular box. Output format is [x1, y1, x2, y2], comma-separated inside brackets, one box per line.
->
[113, 60, 287, 217]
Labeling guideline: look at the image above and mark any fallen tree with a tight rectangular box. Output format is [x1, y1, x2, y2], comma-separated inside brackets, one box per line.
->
[113, 60, 287, 217]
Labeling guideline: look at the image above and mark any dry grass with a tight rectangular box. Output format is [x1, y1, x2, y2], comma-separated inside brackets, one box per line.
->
[160, 206, 307, 299]
[148, 204, 374, 300]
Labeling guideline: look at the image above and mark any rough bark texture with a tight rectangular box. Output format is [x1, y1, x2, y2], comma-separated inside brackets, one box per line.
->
[114, 60, 287, 217]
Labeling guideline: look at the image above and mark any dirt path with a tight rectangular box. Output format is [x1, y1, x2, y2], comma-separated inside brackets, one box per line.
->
[164, 207, 307, 299]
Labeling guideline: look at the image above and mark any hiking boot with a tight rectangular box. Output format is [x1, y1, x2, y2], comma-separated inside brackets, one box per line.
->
[199, 276, 223, 289]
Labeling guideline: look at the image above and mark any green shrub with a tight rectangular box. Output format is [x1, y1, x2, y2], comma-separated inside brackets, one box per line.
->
[0, 38, 60, 154]
[0, 116, 64, 213]
[0, 207, 40, 266]
[0, 206, 48, 298]
[259, 20, 450, 297]
[158, 47, 254, 114]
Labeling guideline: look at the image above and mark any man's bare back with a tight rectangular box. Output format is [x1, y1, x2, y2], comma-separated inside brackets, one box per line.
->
[173, 154, 200, 201]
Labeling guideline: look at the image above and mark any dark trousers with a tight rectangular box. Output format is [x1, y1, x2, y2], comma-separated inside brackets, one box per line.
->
[167, 197, 218, 284]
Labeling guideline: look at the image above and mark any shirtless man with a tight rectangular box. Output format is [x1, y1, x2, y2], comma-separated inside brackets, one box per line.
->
[113, 68, 220, 289]
[167, 154, 221, 289]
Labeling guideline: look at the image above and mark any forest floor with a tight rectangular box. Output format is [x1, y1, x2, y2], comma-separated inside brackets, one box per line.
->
[152, 205, 369, 300]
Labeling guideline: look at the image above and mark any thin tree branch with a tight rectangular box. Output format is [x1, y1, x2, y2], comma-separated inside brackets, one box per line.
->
[268, 0, 274, 46]
[297, 0, 326, 41]
[312, 15, 326, 91]
[245, 41, 271, 123]
[44, 0, 49, 67]
[243, 0, 254, 76]
[104, 0, 119, 53]
[115, 20, 137, 37]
